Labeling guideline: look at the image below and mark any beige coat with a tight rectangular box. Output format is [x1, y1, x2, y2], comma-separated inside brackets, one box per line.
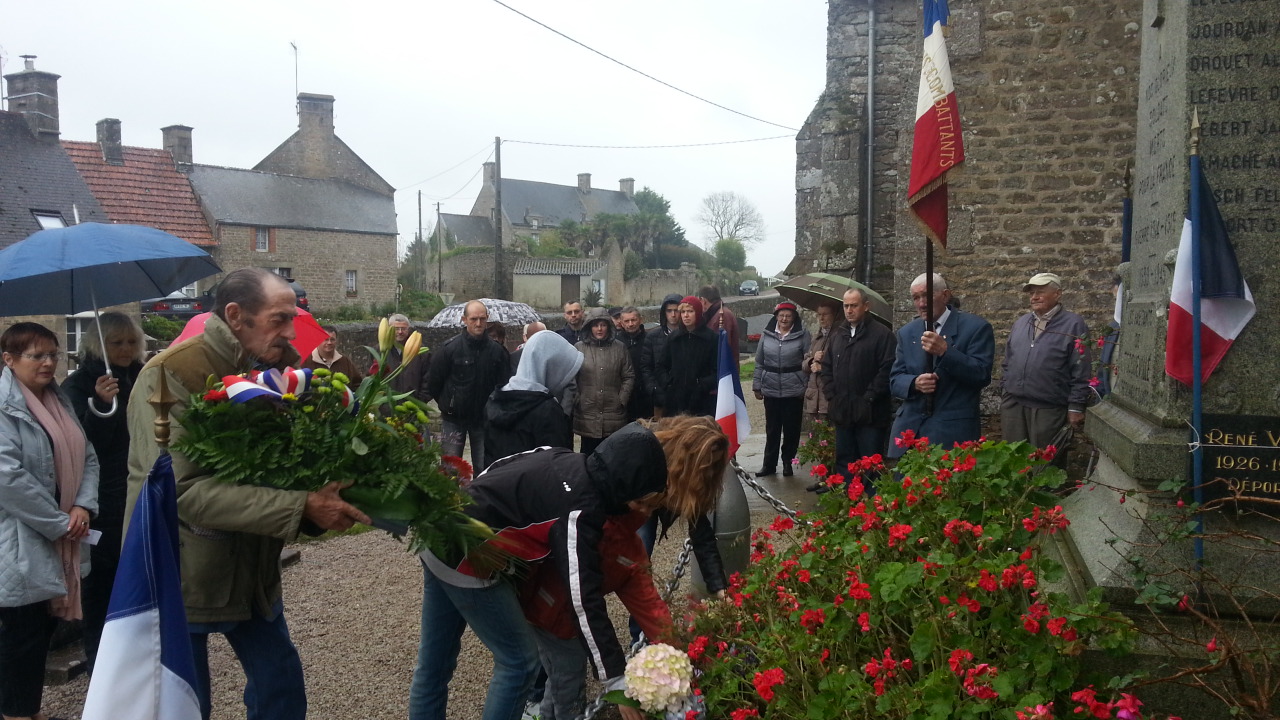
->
[124, 316, 308, 623]
[803, 328, 832, 418]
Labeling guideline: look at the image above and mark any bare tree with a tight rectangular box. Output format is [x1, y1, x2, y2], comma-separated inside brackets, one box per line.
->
[697, 191, 766, 249]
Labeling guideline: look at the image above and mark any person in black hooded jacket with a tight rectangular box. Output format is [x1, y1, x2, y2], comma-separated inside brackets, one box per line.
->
[408, 415, 730, 720]
[60, 311, 144, 671]
[483, 330, 583, 468]
[640, 293, 683, 418]
[658, 295, 718, 417]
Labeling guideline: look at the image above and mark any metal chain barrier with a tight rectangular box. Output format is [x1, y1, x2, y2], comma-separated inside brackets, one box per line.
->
[731, 458, 804, 521]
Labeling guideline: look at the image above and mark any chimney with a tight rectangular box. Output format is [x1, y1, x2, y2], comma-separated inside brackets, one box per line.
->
[483, 161, 497, 183]
[296, 92, 335, 135]
[162, 125, 193, 166]
[96, 118, 124, 165]
[3, 55, 61, 138]
[577, 173, 591, 193]
[619, 178, 635, 199]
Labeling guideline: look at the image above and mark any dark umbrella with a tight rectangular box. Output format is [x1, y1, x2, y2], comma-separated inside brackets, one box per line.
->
[0, 222, 221, 416]
[775, 272, 892, 327]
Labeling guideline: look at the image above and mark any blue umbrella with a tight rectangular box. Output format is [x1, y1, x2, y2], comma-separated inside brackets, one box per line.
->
[0, 222, 220, 316]
[0, 222, 221, 417]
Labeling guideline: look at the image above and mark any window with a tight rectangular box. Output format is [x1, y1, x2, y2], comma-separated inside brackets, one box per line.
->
[273, 267, 292, 279]
[345, 270, 358, 296]
[254, 227, 270, 252]
[33, 211, 66, 229]
[65, 313, 97, 370]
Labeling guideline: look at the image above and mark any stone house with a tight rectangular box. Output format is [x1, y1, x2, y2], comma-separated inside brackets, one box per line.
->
[797, 0, 1142, 345]
[470, 166, 640, 251]
[0, 57, 113, 353]
[186, 93, 399, 311]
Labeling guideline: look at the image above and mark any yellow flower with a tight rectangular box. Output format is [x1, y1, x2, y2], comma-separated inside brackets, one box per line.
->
[281, 393, 298, 401]
[378, 317, 393, 353]
[403, 331, 422, 361]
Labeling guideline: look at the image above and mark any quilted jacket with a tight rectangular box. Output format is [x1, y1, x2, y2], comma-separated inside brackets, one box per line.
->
[0, 368, 100, 607]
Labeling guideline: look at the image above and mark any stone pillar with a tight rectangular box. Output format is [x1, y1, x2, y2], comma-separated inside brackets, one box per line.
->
[1068, 0, 1280, 602]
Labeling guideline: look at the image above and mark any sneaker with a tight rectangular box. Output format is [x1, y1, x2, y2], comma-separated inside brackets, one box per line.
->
[521, 701, 541, 720]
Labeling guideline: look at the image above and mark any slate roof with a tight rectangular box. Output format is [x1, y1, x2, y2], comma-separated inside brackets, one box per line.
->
[501, 179, 639, 227]
[0, 112, 108, 250]
[438, 213, 494, 248]
[187, 165, 397, 235]
[63, 141, 216, 247]
[513, 257, 606, 276]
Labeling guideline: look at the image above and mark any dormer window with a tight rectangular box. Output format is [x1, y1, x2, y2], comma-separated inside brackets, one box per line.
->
[32, 211, 66, 229]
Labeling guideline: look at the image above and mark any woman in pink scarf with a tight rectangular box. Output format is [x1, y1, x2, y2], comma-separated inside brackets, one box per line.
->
[0, 322, 99, 720]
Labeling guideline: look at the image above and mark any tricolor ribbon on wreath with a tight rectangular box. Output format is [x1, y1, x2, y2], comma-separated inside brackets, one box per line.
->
[222, 367, 358, 412]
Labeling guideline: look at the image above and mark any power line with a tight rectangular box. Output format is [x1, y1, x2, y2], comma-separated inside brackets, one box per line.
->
[398, 142, 495, 191]
[490, 0, 799, 132]
[506, 134, 793, 149]
[421, 149, 494, 203]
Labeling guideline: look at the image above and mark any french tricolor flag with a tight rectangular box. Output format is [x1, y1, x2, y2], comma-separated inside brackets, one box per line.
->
[1164, 168, 1255, 386]
[82, 454, 201, 720]
[714, 329, 750, 456]
[908, 0, 965, 246]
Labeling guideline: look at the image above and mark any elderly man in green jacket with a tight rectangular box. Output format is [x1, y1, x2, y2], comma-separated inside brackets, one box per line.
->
[125, 268, 368, 720]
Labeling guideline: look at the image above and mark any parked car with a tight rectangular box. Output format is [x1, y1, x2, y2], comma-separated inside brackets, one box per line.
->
[286, 278, 308, 310]
[140, 291, 212, 319]
[739, 280, 760, 296]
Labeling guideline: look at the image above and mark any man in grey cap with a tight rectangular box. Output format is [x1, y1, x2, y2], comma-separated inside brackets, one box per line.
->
[1000, 272, 1092, 450]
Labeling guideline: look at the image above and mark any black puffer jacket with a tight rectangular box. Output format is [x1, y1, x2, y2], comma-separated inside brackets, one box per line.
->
[429, 423, 669, 681]
[425, 331, 511, 425]
[483, 390, 572, 468]
[63, 357, 143, 526]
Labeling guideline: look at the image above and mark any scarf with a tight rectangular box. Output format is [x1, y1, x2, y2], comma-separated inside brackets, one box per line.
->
[19, 381, 88, 620]
[310, 346, 345, 368]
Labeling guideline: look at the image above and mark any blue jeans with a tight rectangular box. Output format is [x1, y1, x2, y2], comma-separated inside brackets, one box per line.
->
[409, 562, 539, 720]
[835, 424, 888, 495]
[188, 599, 305, 720]
[441, 416, 486, 473]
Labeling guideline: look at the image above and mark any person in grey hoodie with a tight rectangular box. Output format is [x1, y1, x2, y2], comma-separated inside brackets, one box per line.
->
[574, 308, 635, 456]
[752, 301, 811, 477]
[483, 331, 584, 469]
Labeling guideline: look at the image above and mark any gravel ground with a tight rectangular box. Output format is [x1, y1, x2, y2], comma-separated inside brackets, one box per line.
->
[40, 387, 794, 720]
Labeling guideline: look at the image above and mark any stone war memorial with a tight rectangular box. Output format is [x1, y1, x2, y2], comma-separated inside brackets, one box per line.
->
[1066, 0, 1280, 712]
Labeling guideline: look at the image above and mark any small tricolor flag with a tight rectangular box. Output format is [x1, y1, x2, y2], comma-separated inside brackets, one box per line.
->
[82, 454, 201, 720]
[1164, 167, 1255, 386]
[714, 328, 751, 456]
[908, 0, 965, 246]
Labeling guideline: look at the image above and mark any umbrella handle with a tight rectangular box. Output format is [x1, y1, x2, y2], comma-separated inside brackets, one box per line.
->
[89, 395, 118, 419]
[86, 278, 118, 418]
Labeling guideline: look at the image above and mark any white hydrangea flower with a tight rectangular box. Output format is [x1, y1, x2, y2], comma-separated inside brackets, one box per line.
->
[624, 643, 694, 714]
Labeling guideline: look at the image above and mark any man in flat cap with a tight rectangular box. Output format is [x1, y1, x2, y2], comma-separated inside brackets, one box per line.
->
[1000, 272, 1092, 451]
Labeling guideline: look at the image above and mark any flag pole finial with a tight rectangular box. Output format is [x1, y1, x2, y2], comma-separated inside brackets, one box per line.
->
[148, 370, 178, 450]
[1190, 108, 1201, 156]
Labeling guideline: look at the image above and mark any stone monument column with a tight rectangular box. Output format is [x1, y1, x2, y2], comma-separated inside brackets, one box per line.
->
[1067, 0, 1280, 599]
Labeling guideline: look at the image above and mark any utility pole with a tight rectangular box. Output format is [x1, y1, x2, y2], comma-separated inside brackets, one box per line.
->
[417, 190, 423, 293]
[436, 202, 443, 296]
[493, 136, 504, 300]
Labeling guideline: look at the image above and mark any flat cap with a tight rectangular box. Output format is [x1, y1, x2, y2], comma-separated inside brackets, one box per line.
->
[1023, 272, 1062, 291]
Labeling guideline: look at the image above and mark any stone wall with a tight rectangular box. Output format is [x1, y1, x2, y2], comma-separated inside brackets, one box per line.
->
[622, 267, 702, 306]
[438, 249, 503, 303]
[213, 225, 397, 312]
[801, 0, 1142, 345]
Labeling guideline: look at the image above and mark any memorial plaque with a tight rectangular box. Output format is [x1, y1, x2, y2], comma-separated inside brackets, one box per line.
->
[1197, 414, 1280, 502]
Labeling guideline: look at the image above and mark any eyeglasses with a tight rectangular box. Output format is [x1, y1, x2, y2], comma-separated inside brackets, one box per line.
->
[19, 352, 60, 363]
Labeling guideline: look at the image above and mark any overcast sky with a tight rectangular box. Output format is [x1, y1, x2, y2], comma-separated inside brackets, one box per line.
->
[4, 0, 828, 278]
